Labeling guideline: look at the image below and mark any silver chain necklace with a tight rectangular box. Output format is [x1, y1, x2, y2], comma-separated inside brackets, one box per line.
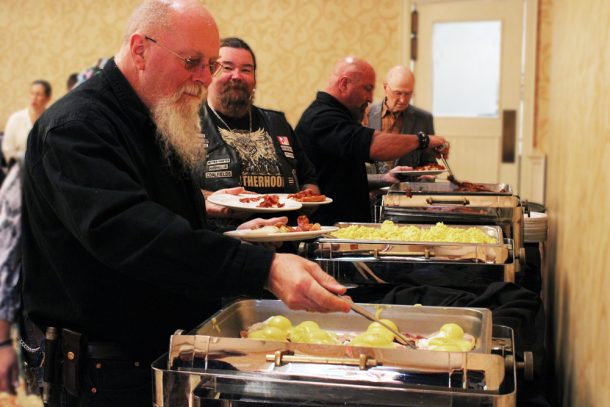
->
[208, 104, 252, 134]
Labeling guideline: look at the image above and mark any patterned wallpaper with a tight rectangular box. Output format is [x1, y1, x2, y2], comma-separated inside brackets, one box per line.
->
[0, 0, 403, 130]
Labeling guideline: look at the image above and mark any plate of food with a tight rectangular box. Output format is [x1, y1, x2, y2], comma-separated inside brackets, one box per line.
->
[395, 163, 446, 176]
[207, 193, 302, 212]
[278, 191, 333, 206]
[224, 215, 338, 242]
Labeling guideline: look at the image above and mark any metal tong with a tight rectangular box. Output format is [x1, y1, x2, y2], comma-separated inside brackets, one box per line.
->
[339, 296, 416, 348]
[439, 154, 456, 181]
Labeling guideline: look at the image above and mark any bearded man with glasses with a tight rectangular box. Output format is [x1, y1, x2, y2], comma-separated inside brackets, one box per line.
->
[198, 37, 320, 223]
[20, 1, 349, 406]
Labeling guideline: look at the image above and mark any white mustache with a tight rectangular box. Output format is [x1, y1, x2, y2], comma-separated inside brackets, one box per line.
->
[178, 84, 205, 99]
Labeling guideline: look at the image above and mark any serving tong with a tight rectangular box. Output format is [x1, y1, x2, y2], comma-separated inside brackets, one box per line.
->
[436, 154, 455, 182]
[338, 296, 416, 349]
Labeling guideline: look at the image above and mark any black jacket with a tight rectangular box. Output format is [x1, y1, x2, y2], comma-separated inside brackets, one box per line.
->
[296, 92, 375, 224]
[21, 59, 273, 359]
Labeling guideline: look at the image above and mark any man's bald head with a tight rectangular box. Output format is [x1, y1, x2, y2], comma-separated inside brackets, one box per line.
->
[383, 65, 415, 113]
[326, 57, 376, 120]
[328, 57, 374, 86]
[122, 0, 215, 42]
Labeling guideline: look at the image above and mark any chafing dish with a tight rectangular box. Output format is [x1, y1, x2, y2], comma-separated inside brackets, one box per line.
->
[379, 181, 525, 270]
[300, 222, 516, 285]
[152, 299, 519, 406]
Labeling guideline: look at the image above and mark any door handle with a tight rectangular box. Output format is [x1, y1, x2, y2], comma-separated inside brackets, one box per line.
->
[501, 109, 517, 163]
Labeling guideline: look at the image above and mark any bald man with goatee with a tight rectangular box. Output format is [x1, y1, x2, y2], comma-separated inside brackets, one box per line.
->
[296, 57, 449, 225]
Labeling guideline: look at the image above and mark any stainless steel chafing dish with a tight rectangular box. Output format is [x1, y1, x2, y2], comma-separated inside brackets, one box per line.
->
[300, 222, 517, 285]
[152, 300, 520, 406]
[379, 181, 525, 270]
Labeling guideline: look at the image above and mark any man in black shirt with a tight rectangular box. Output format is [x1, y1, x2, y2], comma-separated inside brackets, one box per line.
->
[21, 1, 349, 405]
[296, 57, 450, 225]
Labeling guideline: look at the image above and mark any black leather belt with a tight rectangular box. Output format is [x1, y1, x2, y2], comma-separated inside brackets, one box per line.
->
[87, 342, 132, 360]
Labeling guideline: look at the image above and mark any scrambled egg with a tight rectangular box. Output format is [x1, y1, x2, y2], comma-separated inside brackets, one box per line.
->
[416, 323, 476, 352]
[331, 221, 496, 244]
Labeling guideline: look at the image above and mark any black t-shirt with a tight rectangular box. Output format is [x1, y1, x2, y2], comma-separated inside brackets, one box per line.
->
[296, 92, 374, 224]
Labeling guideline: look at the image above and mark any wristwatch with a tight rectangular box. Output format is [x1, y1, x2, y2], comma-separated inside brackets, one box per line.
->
[417, 131, 430, 150]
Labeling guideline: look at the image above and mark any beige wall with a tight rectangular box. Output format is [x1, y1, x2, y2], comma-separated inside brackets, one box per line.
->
[540, 0, 610, 405]
[0, 0, 402, 130]
[0, 0, 139, 129]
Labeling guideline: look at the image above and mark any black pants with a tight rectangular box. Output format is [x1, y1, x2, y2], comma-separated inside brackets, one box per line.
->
[50, 359, 151, 407]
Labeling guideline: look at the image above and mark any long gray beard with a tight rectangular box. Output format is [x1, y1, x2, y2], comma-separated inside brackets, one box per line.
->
[152, 85, 207, 175]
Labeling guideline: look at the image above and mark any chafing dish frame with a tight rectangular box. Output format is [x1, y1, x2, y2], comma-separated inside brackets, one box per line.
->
[380, 183, 525, 269]
[151, 300, 518, 407]
[300, 223, 516, 283]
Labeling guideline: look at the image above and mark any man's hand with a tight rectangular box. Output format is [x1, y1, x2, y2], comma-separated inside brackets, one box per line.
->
[203, 187, 254, 218]
[301, 184, 321, 195]
[0, 345, 18, 394]
[383, 165, 413, 184]
[266, 253, 351, 313]
[237, 216, 287, 231]
[429, 136, 450, 158]
[416, 175, 436, 182]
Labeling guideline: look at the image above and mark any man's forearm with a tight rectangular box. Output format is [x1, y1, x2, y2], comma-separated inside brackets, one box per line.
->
[367, 173, 391, 190]
[369, 131, 419, 161]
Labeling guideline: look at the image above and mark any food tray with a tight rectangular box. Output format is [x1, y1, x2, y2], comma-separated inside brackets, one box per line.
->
[311, 223, 510, 264]
[191, 299, 492, 354]
[329, 222, 504, 244]
[388, 181, 513, 196]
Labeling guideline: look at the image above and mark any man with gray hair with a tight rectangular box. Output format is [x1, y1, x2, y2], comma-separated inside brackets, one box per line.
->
[21, 1, 349, 405]
[363, 65, 437, 177]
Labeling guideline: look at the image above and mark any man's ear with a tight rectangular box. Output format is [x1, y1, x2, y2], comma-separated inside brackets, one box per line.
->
[338, 76, 351, 93]
[130, 33, 147, 70]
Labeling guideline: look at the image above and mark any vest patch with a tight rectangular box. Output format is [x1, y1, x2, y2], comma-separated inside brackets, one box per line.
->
[208, 164, 229, 171]
[241, 175, 284, 188]
[206, 171, 232, 178]
[208, 158, 230, 165]
[277, 136, 290, 146]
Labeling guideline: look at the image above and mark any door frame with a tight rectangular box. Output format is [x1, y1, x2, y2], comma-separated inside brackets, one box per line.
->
[399, 0, 542, 202]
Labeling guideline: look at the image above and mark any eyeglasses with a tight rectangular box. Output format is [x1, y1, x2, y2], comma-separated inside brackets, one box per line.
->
[386, 85, 412, 99]
[216, 62, 255, 75]
[144, 35, 220, 74]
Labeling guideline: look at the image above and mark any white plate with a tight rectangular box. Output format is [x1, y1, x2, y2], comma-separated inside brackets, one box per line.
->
[225, 226, 339, 242]
[207, 193, 302, 213]
[274, 193, 333, 207]
[394, 170, 445, 176]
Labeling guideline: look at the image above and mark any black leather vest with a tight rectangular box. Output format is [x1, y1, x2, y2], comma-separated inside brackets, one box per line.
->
[200, 106, 300, 193]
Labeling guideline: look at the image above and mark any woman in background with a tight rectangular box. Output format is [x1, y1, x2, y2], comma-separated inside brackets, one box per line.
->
[2, 80, 52, 165]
